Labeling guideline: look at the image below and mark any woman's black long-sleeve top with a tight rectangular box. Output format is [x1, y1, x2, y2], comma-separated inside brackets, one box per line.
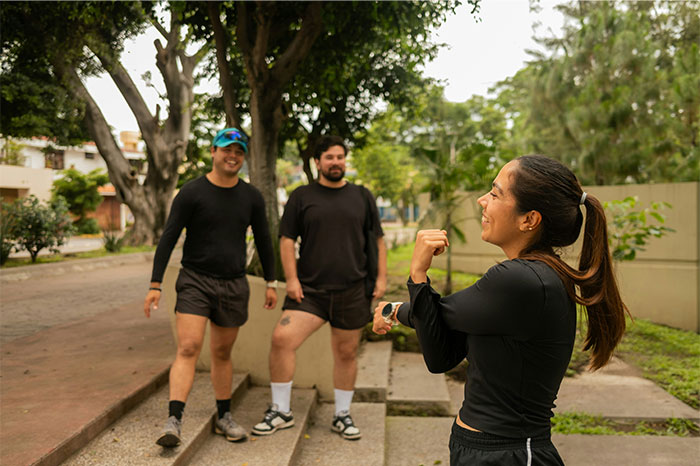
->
[396, 259, 576, 438]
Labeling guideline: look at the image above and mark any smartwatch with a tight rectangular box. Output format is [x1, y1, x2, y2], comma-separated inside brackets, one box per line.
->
[381, 302, 402, 325]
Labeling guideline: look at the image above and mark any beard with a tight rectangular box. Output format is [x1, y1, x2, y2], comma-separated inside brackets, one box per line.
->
[321, 166, 345, 182]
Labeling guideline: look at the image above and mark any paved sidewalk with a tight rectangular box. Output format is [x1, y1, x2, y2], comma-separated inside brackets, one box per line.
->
[0, 299, 174, 466]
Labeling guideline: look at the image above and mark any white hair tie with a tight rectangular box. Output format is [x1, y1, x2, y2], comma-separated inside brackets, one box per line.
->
[579, 192, 587, 205]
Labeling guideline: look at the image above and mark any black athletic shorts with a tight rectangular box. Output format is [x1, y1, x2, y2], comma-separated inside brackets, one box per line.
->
[449, 422, 564, 466]
[282, 280, 371, 330]
[174, 267, 249, 328]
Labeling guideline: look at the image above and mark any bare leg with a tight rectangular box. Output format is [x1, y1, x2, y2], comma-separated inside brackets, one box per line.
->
[169, 312, 208, 401]
[209, 323, 239, 399]
[269, 310, 325, 382]
[330, 327, 363, 390]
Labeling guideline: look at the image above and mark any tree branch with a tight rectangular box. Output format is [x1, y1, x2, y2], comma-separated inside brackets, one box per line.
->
[89, 46, 158, 146]
[272, 2, 323, 87]
[51, 57, 138, 202]
[207, 1, 239, 127]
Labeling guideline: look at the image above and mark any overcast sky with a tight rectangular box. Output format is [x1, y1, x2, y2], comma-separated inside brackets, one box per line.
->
[85, 1, 565, 136]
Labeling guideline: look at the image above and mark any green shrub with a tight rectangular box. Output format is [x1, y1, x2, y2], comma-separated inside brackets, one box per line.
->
[102, 229, 124, 252]
[9, 195, 73, 262]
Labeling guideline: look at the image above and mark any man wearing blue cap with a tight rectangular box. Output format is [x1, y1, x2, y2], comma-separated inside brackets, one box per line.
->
[144, 127, 278, 448]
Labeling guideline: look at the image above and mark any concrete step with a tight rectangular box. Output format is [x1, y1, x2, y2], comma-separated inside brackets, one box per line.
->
[355, 340, 393, 402]
[387, 351, 451, 416]
[293, 402, 387, 466]
[64, 371, 249, 466]
[385, 416, 453, 466]
[188, 386, 316, 466]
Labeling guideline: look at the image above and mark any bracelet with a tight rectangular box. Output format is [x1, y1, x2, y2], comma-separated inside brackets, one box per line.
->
[149, 287, 162, 292]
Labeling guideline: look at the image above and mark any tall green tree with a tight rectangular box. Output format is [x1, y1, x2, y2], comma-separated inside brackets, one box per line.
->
[1, 2, 206, 244]
[497, 0, 699, 184]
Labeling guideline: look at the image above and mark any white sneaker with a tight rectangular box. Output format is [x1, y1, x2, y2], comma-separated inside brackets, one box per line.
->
[251, 404, 295, 436]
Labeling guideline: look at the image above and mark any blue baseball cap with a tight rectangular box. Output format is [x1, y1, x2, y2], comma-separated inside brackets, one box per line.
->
[212, 128, 249, 153]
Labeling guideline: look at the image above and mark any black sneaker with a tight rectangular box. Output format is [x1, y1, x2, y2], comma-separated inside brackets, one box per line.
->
[251, 404, 295, 436]
[331, 410, 361, 440]
[156, 415, 182, 447]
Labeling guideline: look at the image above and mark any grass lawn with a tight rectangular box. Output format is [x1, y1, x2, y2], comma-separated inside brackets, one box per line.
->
[2, 244, 155, 268]
[551, 412, 698, 437]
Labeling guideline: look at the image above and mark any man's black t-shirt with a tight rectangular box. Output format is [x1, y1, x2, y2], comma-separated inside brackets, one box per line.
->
[150, 176, 275, 283]
[397, 259, 576, 438]
[279, 182, 383, 290]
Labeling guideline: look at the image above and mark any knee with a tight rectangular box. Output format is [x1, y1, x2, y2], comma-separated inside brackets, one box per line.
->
[334, 342, 359, 364]
[271, 327, 297, 352]
[210, 344, 232, 362]
[177, 340, 202, 359]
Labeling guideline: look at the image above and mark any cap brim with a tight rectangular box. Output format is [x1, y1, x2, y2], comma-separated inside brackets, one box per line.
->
[214, 140, 248, 153]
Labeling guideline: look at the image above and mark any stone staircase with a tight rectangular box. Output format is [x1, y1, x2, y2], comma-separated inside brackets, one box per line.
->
[63, 341, 453, 465]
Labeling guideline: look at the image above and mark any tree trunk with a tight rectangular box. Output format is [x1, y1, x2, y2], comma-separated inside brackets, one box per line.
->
[248, 92, 284, 238]
[235, 1, 323, 237]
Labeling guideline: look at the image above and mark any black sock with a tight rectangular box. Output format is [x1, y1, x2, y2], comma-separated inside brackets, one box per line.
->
[216, 399, 231, 419]
[169, 400, 186, 421]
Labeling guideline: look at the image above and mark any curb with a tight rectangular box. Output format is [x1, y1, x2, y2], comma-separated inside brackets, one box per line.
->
[0, 251, 156, 283]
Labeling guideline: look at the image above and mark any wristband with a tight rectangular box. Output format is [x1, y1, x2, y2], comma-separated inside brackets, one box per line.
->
[266, 280, 278, 288]
[149, 287, 162, 292]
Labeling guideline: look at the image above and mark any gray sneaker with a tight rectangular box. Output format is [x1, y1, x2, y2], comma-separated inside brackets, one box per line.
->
[156, 415, 182, 447]
[214, 412, 248, 442]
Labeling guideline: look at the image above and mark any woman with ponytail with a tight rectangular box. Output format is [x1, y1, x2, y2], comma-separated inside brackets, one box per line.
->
[373, 155, 627, 465]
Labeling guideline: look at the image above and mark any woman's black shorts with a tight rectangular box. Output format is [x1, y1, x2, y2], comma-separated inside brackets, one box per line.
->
[174, 267, 249, 328]
[449, 422, 564, 465]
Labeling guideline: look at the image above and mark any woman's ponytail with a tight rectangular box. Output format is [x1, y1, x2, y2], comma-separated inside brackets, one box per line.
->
[512, 155, 628, 371]
[577, 194, 627, 370]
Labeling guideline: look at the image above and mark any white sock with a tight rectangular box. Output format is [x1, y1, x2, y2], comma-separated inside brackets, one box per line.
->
[270, 381, 293, 413]
[334, 388, 354, 415]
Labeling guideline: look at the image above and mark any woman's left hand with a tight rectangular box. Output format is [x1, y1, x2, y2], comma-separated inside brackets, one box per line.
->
[372, 301, 393, 335]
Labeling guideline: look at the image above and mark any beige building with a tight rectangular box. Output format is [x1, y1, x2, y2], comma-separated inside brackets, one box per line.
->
[425, 182, 700, 333]
[0, 133, 144, 230]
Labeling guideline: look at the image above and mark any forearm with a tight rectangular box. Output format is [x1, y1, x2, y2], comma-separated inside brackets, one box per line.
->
[408, 278, 467, 373]
[377, 236, 387, 282]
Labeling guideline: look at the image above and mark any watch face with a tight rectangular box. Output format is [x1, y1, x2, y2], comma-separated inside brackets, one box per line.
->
[381, 302, 393, 318]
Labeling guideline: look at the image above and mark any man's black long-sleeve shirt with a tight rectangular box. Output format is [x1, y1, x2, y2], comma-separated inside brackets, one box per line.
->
[150, 176, 275, 283]
[397, 259, 576, 438]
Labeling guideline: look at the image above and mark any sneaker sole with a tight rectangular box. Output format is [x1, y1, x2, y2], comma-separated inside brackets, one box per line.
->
[156, 433, 181, 448]
[214, 426, 248, 442]
[251, 419, 295, 436]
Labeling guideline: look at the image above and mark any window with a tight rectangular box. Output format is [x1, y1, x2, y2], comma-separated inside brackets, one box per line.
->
[85, 152, 96, 160]
[44, 151, 65, 170]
